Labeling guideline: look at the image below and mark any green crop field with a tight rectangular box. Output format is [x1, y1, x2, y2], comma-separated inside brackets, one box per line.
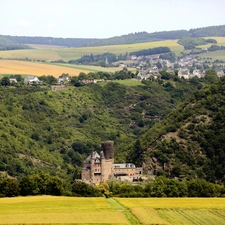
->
[0, 37, 224, 62]
[54, 63, 132, 73]
[0, 40, 183, 62]
[1, 196, 225, 225]
[196, 36, 225, 60]
[0, 196, 129, 225]
[116, 198, 225, 225]
[198, 50, 225, 61]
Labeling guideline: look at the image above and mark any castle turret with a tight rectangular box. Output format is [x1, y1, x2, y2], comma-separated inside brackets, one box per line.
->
[101, 141, 114, 180]
[101, 140, 114, 161]
[91, 151, 95, 183]
[100, 150, 105, 181]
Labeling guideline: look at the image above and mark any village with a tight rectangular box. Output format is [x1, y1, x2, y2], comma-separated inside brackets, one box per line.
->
[121, 52, 225, 80]
[5, 50, 225, 88]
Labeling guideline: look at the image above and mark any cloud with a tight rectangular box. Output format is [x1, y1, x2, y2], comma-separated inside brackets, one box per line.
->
[47, 22, 56, 28]
[19, 20, 31, 27]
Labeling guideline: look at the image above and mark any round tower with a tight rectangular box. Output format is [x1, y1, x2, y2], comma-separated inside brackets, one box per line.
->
[101, 141, 114, 160]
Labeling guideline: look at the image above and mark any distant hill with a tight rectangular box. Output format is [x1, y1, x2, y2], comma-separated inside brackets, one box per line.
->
[128, 77, 225, 183]
[1, 25, 225, 48]
[0, 36, 30, 50]
[3, 35, 97, 48]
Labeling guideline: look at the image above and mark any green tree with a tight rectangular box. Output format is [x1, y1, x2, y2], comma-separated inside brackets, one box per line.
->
[204, 69, 218, 83]
[0, 178, 19, 197]
[72, 182, 101, 197]
[1, 77, 10, 86]
[19, 173, 64, 196]
[19, 176, 39, 196]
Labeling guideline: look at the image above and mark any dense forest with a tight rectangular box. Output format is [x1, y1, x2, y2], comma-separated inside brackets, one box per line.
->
[68, 52, 126, 65]
[1, 70, 225, 196]
[128, 75, 225, 183]
[177, 38, 217, 50]
[129, 47, 171, 57]
[0, 36, 30, 50]
[1, 25, 225, 48]
[0, 71, 203, 181]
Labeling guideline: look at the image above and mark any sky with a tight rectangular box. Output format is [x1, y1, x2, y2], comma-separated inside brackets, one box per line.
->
[1, 0, 225, 39]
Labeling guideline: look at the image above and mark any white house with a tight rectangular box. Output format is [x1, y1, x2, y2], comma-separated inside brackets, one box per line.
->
[217, 70, 225, 78]
[24, 76, 42, 85]
[58, 75, 70, 84]
[192, 70, 205, 78]
[178, 68, 190, 79]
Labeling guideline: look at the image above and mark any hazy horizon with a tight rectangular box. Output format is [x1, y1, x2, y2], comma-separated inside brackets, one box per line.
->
[2, 0, 225, 39]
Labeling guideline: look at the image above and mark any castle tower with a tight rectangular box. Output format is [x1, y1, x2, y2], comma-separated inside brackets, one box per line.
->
[101, 141, 114, 180]
[100, 150, 105, 181]
[91, 151, 95, 183]
[101, 140, 114, 161]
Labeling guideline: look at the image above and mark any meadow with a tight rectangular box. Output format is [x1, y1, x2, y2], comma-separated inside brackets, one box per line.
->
[1, 196, 225, 225]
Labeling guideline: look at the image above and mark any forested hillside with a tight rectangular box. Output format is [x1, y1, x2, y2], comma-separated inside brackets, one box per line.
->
[128, 77, 225, 183]
[0, 36, 30, 50]
[0, 77, 199, 179]
[2, 25, 225, 47]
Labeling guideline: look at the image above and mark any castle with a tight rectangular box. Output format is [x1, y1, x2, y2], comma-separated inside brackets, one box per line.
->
[82, 141, 143, 185]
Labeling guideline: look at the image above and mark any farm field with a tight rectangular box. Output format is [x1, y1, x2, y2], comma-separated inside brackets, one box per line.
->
[197, 36, 225, 60]
[198, 50, 225, 61]
[55, 63, 131, 73]
[0, 196, 130, 225]
[1, 197, 225, 225]
[0, 39, 183, 62]
[117, 198, 225, 225]
[0, 60, 92, 77]
[0, 37, 224, 63]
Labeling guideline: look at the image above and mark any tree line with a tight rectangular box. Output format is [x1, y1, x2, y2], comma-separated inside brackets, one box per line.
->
[68, 52, 127, 66]
[2, 25, 225, 48]
[129, 47, 171, 57]
[1, 173, 225, 198]
[177, 38, 217, 50]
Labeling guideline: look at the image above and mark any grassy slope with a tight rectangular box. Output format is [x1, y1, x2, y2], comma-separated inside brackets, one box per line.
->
[52, 63, 129, 73]
[198, 50, 225, 60]
[0, 37, 224, 64]
[197, 37, 225, 60]
[0, 39, 183, 61]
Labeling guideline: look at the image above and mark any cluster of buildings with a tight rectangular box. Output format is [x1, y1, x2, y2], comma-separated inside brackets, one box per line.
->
[23, 74, 70, 85]
[137, 67, 225, 80]
[81, 141, 143, 185]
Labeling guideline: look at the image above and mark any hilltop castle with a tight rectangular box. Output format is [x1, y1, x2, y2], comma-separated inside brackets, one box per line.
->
[82, 141, 143, 185]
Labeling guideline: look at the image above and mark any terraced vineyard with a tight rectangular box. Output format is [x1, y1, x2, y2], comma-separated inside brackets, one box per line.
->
[1, 196, 225, 225]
